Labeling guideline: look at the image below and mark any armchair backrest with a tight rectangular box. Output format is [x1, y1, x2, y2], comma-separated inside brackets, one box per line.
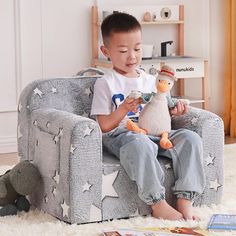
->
[19, 77, 99, 116]
[18, 72, 103, 160]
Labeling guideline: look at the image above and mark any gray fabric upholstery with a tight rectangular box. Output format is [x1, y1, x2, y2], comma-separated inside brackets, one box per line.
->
[17, 69, 224, 224]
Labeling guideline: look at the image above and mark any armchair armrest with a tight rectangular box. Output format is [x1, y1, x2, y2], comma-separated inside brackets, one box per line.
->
[172, 106, 224, 205]
[29, 108, 103, 223]
[172, 106, 224, 139]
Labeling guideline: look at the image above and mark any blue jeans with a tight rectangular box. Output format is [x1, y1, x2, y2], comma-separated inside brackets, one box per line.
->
[102, 128, 206, 205]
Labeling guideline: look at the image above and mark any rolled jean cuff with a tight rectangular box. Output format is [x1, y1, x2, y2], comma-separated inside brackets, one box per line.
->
[174, 191, 198, 201]
[145, 193, 165, 205]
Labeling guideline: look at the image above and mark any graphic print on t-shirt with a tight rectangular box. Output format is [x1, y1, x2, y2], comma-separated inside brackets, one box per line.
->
[112, 93, 143, 121]
[112, 93, 124, 109]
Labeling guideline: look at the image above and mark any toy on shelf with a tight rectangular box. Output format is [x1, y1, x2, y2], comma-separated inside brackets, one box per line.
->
[143, 11, 152, 22]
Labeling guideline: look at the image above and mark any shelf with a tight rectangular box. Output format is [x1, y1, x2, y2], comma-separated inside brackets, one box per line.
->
[172, 96, 205, 104]
[97, 20, 184, 26]
[94, 57, 205, 66]
[141, 20, 184, 25]
[189, 99, 205, 104]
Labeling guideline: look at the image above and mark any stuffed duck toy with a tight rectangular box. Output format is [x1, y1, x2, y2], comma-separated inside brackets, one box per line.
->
[127, 65, 188, 149]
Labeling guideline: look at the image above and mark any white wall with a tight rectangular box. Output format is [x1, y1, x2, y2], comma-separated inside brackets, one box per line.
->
[209, 0, 225, 115]
[0, 0, 18, 153]
[0, 0, 224, 153]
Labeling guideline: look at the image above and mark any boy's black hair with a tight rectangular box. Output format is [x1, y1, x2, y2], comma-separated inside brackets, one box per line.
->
[101, 12, 141, 45]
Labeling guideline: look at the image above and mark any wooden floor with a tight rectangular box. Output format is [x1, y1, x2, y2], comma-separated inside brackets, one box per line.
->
[0, 153, 18, 166]
[0, 136, 235, 166]
[225, 136, 236, 144]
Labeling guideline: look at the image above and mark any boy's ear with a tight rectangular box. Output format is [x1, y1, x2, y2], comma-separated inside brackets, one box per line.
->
[100, 45, 110, 58]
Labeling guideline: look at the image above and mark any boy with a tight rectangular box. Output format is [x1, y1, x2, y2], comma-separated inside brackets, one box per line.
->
[91, 12, 205, 220]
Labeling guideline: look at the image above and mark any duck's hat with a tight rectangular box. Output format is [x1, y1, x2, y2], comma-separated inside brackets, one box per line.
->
[158, 65, 177, 81]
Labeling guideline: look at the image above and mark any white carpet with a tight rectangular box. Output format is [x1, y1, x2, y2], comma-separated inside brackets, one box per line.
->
[0, 144, 236, 236]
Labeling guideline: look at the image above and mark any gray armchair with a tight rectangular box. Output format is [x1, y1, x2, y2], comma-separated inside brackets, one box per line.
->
[17, 68, 224, 224]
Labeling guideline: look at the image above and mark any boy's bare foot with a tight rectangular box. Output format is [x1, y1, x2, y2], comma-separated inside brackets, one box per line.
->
[176, 198, 200, 221]
[151, 200, 183, 220]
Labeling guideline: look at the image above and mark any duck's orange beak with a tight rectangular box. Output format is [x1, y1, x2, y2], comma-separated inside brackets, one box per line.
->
[157, 80, 169, 93]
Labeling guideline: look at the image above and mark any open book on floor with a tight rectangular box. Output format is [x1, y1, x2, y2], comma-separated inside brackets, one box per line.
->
[103, 227, 209, 236]
[208, 214, 236, 231]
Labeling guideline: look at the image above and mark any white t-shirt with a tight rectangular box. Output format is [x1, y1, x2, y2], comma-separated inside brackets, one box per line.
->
[91, 68, 156, 130]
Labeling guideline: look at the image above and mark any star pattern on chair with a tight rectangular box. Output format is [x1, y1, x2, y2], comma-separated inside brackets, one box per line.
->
[53, 170, 60, 184]
[83, 125, 93, 137]
[33, 120, 38, 126]
[70, 144, 76, 154]
[102, 170, 119, 200]
[82, 181, 92, 192]
[53, 128, 63, 144]
[85, 87, 92, 96]
[58, 128, 63, 137]
[130, 208, 139, 217]
[61, 200, 69, 218]
[18, 102, 22, 112]
[165, 163, 172, 170]
[89, 204, 102, 222]
[209, 179, 221, 191]
[51, 87, 57, 93]
[206, 153, 216, 166]
[53, 135, 60, 144]
[52, 186, 57, 196]
[33, 88, 43, 98]
[191, 117, 199, 125]
[82, 111, 88, 117]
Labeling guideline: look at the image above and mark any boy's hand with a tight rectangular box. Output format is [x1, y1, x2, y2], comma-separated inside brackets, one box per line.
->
[121, 97, 142, 113]
[170, 100, 188, 117]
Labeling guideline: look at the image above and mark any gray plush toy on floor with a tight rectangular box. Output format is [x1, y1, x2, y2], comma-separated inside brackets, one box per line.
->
[0, 160, 41, 216]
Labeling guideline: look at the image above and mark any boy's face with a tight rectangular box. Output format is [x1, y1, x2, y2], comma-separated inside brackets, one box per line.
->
[101, 30, 142, 77]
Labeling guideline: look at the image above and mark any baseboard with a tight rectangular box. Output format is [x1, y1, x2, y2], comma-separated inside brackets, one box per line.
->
[0, 136, 17, 153]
